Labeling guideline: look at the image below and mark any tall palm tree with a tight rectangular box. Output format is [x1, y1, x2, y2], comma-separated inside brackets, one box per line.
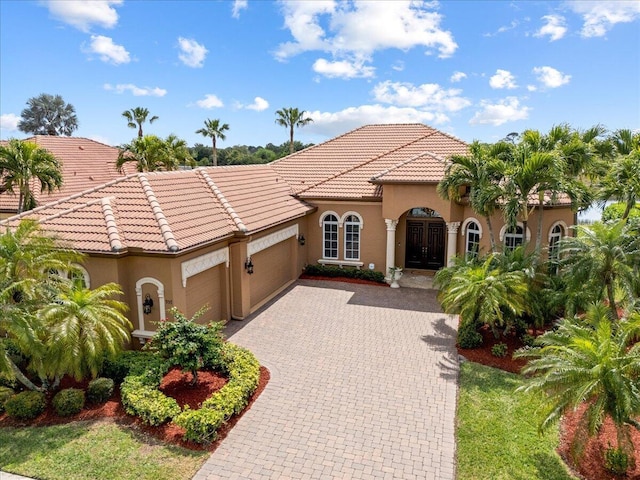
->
[559, 221, 640, 319]
[41, 283, 131, 381]
[436, 253, 529, 337]
[599, 130, 640, 222]
[516, 304, 640, 461]
[275, 107, 313, 155]
[195, 119, 229, 166]
[122, 107, 159, 138]
[18, 93, 78, 136]
[0, 139, 63, 213]
[437, 141, 505, 252]
[0, 220, 83, 391]
[117, 134, 189, 172]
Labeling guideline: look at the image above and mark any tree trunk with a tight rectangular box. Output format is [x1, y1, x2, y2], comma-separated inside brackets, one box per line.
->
[138, 123, 143, 138]
[212, 138, 217, 167]
[289, 126, 294, 155]
[622, 202, 632, 222]
[535, 193, 545, 255]
[10, 359, 44, 392]
[486, 216, 497, 252]
[607, 280, 619, 320]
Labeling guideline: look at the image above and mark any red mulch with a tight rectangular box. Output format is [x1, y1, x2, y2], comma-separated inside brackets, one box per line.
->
[299, 273, 388, 286]
[0, 366, 270, 452]
[459, 324, 640, 480]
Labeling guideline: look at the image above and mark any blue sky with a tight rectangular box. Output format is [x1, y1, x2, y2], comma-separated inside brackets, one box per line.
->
[1, 0, 639, 149]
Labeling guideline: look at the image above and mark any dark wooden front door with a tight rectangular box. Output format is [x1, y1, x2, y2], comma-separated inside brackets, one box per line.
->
[405, 220, 445, 269]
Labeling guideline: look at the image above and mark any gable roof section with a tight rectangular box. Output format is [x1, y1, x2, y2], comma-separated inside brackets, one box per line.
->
[0, 165, 313, 254]
[0, 136, 132, 212]
[272, 125, 469, 199]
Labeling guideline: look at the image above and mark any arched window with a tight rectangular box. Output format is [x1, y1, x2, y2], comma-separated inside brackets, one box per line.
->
[465, 221, 481, 259]
[322, 214, 339, 259]
[344, 214, 361, 260]
[548, 223, 565, 273]
[504, 226, 524, 251]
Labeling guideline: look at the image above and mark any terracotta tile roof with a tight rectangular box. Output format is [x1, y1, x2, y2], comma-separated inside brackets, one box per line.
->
[0, 166, 313, 253]
[0, 136, 132, 212]
[272, 125, 469, 199]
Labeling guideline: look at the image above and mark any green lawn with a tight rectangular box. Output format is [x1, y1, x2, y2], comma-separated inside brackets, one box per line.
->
[0, 420, 209, 480]
[457, 361, 578, 480]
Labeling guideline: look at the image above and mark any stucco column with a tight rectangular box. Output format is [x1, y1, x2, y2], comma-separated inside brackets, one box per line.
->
[446, 221, 461, 266]
[385, 219, 399, 281]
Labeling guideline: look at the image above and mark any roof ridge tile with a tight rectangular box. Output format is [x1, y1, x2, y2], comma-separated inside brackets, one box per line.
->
[138, 174, 179, 252]
[370, 151, 445, 182]
[101, 197, 124, 252]
[198, 168, 248, 232]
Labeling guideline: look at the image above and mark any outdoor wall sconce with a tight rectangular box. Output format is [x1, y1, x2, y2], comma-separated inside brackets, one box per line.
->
[298, 234, 306, 246]
[245, 257, 254, 275]
[143, 294, 154, 315]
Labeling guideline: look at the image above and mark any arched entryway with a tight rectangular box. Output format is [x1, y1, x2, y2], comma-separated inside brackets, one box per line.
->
[404, 207, 446, 270]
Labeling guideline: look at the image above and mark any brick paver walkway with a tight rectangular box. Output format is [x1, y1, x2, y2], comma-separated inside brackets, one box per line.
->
[194, 279, 459, 480]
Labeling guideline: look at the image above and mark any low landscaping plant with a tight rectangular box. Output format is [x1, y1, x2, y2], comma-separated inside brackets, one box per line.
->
[604, 445, 630, 475]
[53, 388, 85, 417]
[101, 350, 169, 384]
[457, 321, 483, 349]
[491, 342, 508, 358]
[87, 377, 114, 404]
[4, 390, 46, 420]
[120, 376, 181, 426]
[0, 386, 15, 413]
[304, 264, 385, 283]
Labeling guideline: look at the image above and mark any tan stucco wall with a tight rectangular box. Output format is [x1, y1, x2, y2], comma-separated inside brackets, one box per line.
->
[380, 184, 463, 223]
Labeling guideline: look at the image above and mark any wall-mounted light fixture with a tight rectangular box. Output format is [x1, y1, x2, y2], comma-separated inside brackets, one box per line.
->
[298, 234, 305, 246]
[143, 294, 154, 315]
[245, 257, 254, 274]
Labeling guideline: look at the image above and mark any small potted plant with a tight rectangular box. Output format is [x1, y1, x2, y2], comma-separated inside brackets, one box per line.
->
[388, 266, 403, 288]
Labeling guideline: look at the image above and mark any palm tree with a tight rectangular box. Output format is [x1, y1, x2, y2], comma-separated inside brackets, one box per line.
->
[436, 253, 529, 337]
[0, 220, 83, 391]
[559, 221, 640, 319]
[0, 139, 63, 213]
[117, 134, 190, 172]
[165, 134, 195, 169]
[122, 107, 159, 138]
[275, 107, 313, 155]
[195, 119, 229, 166]
[516, 304, 640, 462]
[18, 93, 78, 136]
[437, 141, 505, 252]
[41, 283, 131, 381]
[599, 130, 640, 222]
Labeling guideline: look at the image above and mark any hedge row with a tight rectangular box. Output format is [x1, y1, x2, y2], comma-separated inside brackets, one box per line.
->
[116, 343, 261, 442]
[174, 343, 261, 443]
[304, 264, 385, 283]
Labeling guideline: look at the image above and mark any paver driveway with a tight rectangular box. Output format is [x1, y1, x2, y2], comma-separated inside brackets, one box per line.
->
[194, 279, 459, 480]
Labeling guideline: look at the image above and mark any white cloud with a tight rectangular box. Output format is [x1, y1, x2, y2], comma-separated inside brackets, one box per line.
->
[312, 58, 375, 79]
[306, 104, 450, 137]
[392, 61, 405, 72]
[195, 94, 224, 109]
[103, 83, 167, 97]
[232, 0, 248, 18]
[0, 113, 20, 131]
[372, 81, 471, 112]
[567, 0, 640, 37]
[450, 71, 467, 82]
[275, 0, 458, 75]
[45, 0, 122, 32]
[470, 97, 530, 126]
[533, 66, 571, 88]
[244, 97, 270, 111]
[527, 85, 538, 92]
[177, 37, 208, 68]
[84, 35, 130, 64]
[489, 69, 517, 89]
[483, 20, 519, 37]
[534, 14, 567, 41]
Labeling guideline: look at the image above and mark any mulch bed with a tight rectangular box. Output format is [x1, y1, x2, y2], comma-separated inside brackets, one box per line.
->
[0, 366, 270, 452]
[459, 325, 640, 480]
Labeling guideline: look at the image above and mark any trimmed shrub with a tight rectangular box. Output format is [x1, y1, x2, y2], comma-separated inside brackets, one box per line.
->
[520, 333, 536, 348]
[303, 264, 385, 283]
[0, 386, 15, 413]
[101, 351, 168, 385]
[53, 388, 85, 417]
[491, 342, 508, 358]
[174, 343, 261, 444]
[87, 377, 114, 404]
[4, 391, 46, 420]
[120, 376, 180, 426]
[457, 321, 483, 349]
[604, 446, 629, 475]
